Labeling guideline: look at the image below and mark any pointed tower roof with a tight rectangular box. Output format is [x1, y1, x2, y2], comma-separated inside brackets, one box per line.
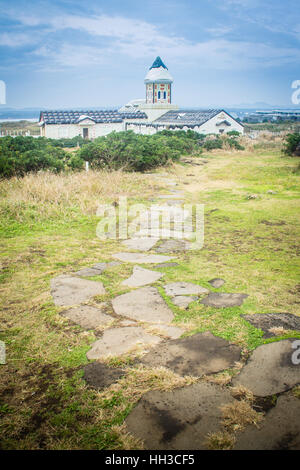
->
[144, 57, 173, 84]
[150, 56, 168, 70]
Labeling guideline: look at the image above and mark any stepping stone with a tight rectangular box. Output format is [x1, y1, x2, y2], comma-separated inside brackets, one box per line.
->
[232, 339, 300, 396]
[122, 237, 159, 251]
[156, 262, 179, 268]
[155, 239, 191, 253]
[242, 313, 300, 338]
[141, 331, 241, 377]
[136, 229, 195, 240]
[112, 252, 174, 264]
[119, 319, 137, 326]
[201, 292, 248, 308]
[234, 393, 300, 450]
[164, 282, 209, 297]
[50, 275, 106, 307]
[86, 327, 161, 360]
[149, 324, 184, 339]
[171, 296, 198, 309]
[62, 304, 112, 329]
[122, 266, 164, 288]
[75, 267, 103, 277]
[157, 195, 182, 199]
[84, 362, 126, 390]
[165, 200, 185, 206]
[112, 286, 174, 323]
[208, 278, 225, 288]
[125, 382, 234, 450]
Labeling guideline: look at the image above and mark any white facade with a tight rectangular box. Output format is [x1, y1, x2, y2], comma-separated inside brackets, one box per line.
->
[41, 119, 124, 139]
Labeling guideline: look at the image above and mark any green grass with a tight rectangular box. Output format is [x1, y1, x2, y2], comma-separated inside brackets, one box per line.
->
[0, 148, 299, 449]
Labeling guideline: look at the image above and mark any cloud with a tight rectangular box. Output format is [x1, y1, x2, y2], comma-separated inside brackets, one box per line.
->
[0, 32, 34, 47]
[4, 11, 300, 70]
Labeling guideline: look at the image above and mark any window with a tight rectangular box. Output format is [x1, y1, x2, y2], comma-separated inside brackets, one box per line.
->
[83, 128, 89, 139]
[158, 91, 161, 99]
[164, 91, 166, 100]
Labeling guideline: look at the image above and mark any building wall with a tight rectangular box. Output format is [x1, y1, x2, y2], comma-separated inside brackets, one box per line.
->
[41, 122, 124, 139]
[126, 111, 244, 136]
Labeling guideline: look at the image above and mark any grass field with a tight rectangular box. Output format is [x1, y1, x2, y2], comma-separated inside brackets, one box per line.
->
[0, 144, 299, 449]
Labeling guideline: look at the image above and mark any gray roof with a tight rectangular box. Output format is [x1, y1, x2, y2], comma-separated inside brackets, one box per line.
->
[40, 109, 147, 125]
[154, 109, 222, 127]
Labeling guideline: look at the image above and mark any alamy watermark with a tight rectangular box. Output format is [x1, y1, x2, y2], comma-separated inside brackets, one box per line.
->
[0, 80, 6, 105]
[96, 197, 204, 250]
[0, 340, 6, 365]
[291, 340, 300, 365]
[291, 80, 300, 105]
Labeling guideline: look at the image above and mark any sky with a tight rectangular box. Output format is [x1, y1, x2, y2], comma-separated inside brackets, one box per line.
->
[0, 0, 299, 109]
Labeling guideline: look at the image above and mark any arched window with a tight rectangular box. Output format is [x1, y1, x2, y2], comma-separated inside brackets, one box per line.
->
[158, 91, 161, 99]
[163, 91, 166, 100]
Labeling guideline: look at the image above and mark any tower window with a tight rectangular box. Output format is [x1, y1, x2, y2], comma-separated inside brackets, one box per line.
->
[158, 91, 161, 99]
[163, 91, 166, 99]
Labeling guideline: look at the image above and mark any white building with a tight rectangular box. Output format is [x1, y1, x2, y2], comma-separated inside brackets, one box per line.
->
[39, 57, 243, 138]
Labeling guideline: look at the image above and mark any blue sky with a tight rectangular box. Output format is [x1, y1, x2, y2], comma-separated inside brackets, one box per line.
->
[0, 0, 299, 108]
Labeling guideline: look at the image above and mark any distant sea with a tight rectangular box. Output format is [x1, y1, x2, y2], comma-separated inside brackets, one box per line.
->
[0, 109, 39, 122]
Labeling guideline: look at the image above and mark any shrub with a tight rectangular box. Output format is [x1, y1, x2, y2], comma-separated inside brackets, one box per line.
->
[283, 133, 300, 156]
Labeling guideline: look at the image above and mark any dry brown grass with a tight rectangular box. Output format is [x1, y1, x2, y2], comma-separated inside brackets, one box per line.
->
[221, 399, 263, 432]
[205, 431, 236, 450]
[0, 169, 156, 219]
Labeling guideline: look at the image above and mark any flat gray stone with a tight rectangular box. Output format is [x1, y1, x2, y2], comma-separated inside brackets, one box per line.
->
[165, 200, 185, 206]
[232, 339, 300, 396]
[125, 382, 234, 450]
[112, 286, 174, 324]
[164, 282, 209, 297]
[234, 393, 300, 450]
[150, 324, 184, 339]
[112, 252, 174, 264]
[201, 292, 248, 308]
[84, 362, 126, 389]
[157, 194, 182, 199]
[122, 266, 164, 288]
[91, 262, 108, 272]
[208, 278, 225, 288]
[242, 313, 300, 338]
[171, 296, 198, 309]
[50, 275, 106, 307]
[156, 262, 179, 268]
[122, 237, 159, 251]
[86, 326, 161, 360]
[75, 267, 103, 277]
[141, 331, 241, 377]
[155, 239, 191, 253]
[62, 304, 112, 329]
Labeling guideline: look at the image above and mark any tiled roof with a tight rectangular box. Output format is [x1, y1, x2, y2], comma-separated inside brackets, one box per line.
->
[150, 56, 168, 70]
[40, 110, 147, 124]
[154, 109, 222, 126]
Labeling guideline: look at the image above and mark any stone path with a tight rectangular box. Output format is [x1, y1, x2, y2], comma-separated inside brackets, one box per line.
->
[49, 169, 300, 450]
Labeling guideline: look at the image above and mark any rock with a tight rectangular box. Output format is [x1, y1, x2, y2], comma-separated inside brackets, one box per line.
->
[242, 313, 300, 338]
[149, 324, 184, 339]
[201, 292, 248, 308]
[155, 239, 191, 253]
[208, 278, 225, 288]
[125, 382, 234, 450]
[232, 339, 300, 396]
[164, 282, 209, 297]
[171, 296, 198, 309]
[122, 237, 159, 252]
[112, 252, 174, 264]
[91, 262, 108, 272]
[156, 262, 179, 268]
[122, 266, 164, 288]
[157, 195, 182, 199]
[112, 287, 174, 324]
[141, 331, 241, 377]
[84, 362, 126, 389]
[234, 393, 300, 450]
[62, 304, 112, 329]
[74, 267, 103, 277]
[165, 200, 185, 206]
[119, 320, 137, 326]
[50, 275, 106, 307]
[86, 326, 161, 360]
